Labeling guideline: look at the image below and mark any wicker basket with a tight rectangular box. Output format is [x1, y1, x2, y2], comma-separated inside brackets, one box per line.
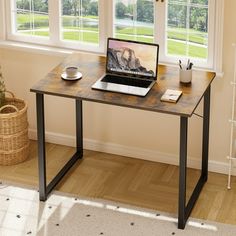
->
[0, 91, 29, 165]
[0, 128, 29, 151]
[0, 92, 28, 135]
[0, 143, 29, 166]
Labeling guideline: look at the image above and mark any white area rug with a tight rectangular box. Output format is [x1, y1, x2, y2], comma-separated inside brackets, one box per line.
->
[0, 182, 236, 236]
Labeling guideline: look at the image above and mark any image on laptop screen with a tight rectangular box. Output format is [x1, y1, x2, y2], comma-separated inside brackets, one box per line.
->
[107, 38, 159, 79]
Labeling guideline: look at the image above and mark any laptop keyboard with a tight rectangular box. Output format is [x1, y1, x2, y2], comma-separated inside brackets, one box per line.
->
[101, 75, 153, 88]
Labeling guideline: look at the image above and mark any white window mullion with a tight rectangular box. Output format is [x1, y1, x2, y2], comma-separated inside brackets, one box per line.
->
[6, 0, 16, 36]
[153, 0, 158, 44]
[206, 0, 215, 71]
[155, 0, 166, 62]
[30, 0, 33, 35]
[48, 0, 60, 46]
[213, 0, 224, 74]
[99, 0, 108, 53]
[106, 0, 114, 38]
[0, 0, 6, 40]
[186, 0, 190, 57]
[79, 0, 82, 42]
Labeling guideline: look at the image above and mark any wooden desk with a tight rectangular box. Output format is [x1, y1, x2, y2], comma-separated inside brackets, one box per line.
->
[31, 52, 216, 229]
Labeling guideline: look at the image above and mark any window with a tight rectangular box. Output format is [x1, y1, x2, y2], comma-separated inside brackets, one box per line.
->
[15, 0, 49, 37]
[61, 0, 99, 44]
[4, 0, 224, 71]
[167, 0, 209, 60]
[113, 0, 214, 68]
[114, 0, 154, 43]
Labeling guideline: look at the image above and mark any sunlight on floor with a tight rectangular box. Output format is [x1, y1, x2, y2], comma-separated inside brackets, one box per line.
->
[63, 198, 219, 232]
[0, 185, 220, 235]
[188, 221, 217, 231]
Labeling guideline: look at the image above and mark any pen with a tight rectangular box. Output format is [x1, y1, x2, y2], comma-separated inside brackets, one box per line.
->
[188, 62, 193, 70]
[186, 59, 190, 70]
[179, 60, 182, 69]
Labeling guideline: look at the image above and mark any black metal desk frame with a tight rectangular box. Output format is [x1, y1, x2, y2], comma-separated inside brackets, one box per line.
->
[35, 86, 211, 230]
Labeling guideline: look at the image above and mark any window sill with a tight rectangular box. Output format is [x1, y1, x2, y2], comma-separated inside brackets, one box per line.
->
[159, 61, 224, 79]
[216, 71, 224, 78]
[0, 40, 74, 57]
[0, 40, 106, 58]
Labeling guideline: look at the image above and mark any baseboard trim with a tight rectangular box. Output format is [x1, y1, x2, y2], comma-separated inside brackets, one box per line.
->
[29, 129, 235, 176]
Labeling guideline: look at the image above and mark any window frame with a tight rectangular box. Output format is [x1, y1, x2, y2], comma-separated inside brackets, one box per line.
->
[5, 0, 106, 53]
[6, 0, 50, 46]
[0, 0, 6, 40]
[111, 0, 217, 69]
[3, 0, 224, 72]
[161, 0, 216, 69]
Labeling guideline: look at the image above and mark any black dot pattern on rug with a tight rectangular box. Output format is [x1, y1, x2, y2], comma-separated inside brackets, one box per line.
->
[100, 233, 104, 235]
[156, 213, 160, 216]
[56, 224, 59, 226]
[48, 206, 52, 209]
[116, 206, 120, 209]
[27, 231, 32, 234]
[16, 215, 21, 218]
[201, 222, 204, 225]
[172, 232, 175, 235]
[6, 198, 9, 201]
[75, 198, 78, 201]
[86, 214, 91, 217]
[130, 222, 135, 226]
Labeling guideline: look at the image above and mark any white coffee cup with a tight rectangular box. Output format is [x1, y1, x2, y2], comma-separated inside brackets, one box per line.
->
[179, 69, 192, 83]
[66, 67, 78, 78]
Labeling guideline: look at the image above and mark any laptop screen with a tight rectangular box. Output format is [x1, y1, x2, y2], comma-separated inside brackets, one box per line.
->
[106, 38, 159, 79]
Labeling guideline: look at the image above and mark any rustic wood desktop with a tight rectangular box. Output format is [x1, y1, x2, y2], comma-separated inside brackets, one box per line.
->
[30, 53, 216, 229]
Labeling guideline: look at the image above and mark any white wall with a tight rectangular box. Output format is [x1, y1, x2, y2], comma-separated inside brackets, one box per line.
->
[0, 0, 236, 175]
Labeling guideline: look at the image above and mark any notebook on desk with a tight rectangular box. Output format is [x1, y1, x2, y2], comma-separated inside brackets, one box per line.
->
[92, 38, 159, 96]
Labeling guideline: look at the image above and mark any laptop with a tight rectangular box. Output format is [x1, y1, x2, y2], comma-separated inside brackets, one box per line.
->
[92, 38, 159, 96]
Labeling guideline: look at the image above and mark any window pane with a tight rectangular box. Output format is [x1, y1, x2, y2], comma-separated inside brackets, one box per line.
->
[190, 0, 208, 4]
[167, 0, 208, 59]
[15, 0, 49, 37]
[61, 0, 99, 44]
[114, 0, 154, 43]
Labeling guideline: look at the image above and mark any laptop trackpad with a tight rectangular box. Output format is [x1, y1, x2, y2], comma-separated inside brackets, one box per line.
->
[95, 81, 151, 96]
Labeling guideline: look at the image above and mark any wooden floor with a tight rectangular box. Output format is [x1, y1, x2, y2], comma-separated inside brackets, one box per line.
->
[1, 140, 236, 225]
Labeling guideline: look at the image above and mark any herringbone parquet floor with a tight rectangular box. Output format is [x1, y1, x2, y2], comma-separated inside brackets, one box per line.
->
[0, 141, 236, 225]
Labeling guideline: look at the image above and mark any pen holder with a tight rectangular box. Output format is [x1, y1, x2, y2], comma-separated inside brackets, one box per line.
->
[179, 69, 192, 84]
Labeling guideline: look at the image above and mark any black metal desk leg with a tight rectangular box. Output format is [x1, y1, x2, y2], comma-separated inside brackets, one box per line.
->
[178, 86, 211, 229]
[35, 96, 83, 201]
[76, 100, 83, 156]
[178, 116, 188, 229]
[202, 86, 211, 181]
[36, 93, 47, 201]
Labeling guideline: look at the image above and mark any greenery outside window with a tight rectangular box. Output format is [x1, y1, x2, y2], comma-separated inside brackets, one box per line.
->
[167, 0, 209, 60]
[14, 0, 49, 37]
[61, 0, 99, 44]
[114, 0, 154, 43]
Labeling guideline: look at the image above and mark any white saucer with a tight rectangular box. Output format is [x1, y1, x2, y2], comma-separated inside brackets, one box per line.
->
[61, 72, 82, 81]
